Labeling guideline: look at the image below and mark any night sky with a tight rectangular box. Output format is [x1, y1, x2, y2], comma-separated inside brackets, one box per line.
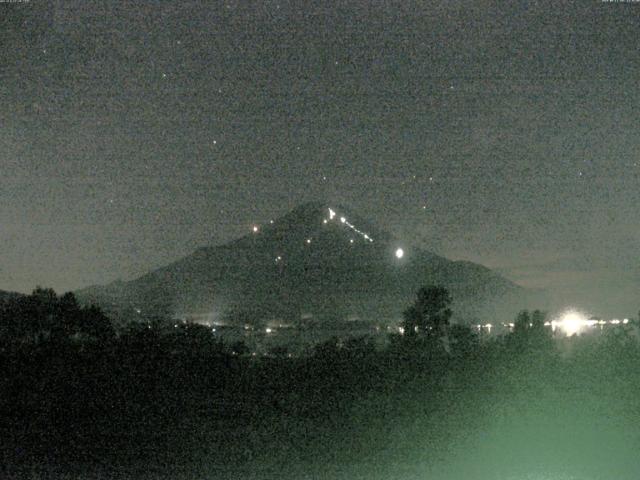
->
[1, 1, 639, 316]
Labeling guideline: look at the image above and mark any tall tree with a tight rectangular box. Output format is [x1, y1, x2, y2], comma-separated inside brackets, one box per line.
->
[79, 305, 115, 342]
[402, 285, 453, 336]
[514, 310, 531, 336]
[531, 309, 546, 330]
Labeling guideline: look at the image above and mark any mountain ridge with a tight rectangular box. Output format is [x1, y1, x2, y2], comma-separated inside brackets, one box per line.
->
[77, 202, 544, 324]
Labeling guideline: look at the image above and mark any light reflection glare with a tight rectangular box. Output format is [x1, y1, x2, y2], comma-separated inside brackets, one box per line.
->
[553, 310, 590, 336]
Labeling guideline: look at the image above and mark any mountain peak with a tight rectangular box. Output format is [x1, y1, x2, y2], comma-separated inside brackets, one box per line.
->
[262, 202, 392, 247]
[77, 201, 534, 324]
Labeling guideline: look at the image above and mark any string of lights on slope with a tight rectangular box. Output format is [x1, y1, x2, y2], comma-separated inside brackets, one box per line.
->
[327, 208, 374, 243]
[253, 208, 404, 263]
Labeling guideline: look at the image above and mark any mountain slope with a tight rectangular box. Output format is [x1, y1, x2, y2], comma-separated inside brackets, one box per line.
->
[78, 202, 541, 325]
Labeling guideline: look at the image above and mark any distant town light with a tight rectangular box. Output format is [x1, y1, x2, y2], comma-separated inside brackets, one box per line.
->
[328, 208, 336, 220]
[306, 238, 312, 244]
[395, 248, 404, 259]
[252, 225, 259, 233]
[555, 311, 588, 336]
[340, 216, 346, 223]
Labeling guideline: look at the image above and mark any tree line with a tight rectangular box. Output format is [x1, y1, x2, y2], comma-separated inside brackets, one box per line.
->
[0, 287, 114, 345]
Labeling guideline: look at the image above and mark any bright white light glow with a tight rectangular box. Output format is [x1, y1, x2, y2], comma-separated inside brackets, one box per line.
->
[395, 248, 404, 259]
[306, 238, 312, 244]
[265, 328, 272, 333]
[340, 216, 346, 223]
[328, 208, 336, 220]
[554, 310, 590, 336]
[252, 225, 259, 233]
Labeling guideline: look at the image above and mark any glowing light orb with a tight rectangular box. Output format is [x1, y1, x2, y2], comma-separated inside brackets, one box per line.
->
[252, 225, 259, 233]
[340, 216, 346, 223]
[556, 311, 587, 336]
[395, 248, 404, 259]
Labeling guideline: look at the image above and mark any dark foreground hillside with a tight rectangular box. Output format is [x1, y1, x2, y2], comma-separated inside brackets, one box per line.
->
[3, 328, 640, 480]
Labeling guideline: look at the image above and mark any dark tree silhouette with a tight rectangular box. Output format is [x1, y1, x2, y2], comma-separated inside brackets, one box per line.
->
[313, 336, 341, 358]
[79, 305, 115, 342]
[402, 285, 453, 336]
[449, 324, 479, 356]
[510, 309, 552, 351]
[513, 310, 531, 336]
[342, 336, 376, 359]
[268, 345, 290, 358]
[531, 309, 546, 330]
[230, 340, 249, 356]
[0, 288, 115, 345]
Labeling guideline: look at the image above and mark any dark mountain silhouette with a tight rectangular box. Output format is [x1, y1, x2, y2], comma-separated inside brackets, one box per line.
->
[77, 202, 544, 325]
